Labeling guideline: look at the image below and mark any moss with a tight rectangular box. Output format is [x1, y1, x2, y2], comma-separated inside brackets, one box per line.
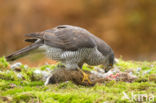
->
[0, 57, 9, 70]
[0, 57, 156, 102]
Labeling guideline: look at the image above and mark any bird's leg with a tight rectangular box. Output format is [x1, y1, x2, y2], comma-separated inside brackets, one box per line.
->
[78, 68, 92, 84]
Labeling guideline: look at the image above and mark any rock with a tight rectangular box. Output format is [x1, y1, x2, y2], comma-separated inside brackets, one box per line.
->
[143, 69, 153, 75]
[17, 73, 23, 79]
[136, 67, 142, 72]
[10, 62, 22, 70]
[10, 62, 22, 72]
[33, 69, 50, 81]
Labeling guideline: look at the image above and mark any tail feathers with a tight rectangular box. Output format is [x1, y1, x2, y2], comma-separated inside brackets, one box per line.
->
[25, 32, 44, 38]
[25, 38, 38, 43]
[6, 40, 43, 61]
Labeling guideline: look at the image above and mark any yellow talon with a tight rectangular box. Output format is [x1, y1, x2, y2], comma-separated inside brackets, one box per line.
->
[78, 68, 92, 84]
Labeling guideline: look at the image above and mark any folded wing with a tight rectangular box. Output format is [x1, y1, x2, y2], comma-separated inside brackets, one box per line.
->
[43, 25, 96, 51]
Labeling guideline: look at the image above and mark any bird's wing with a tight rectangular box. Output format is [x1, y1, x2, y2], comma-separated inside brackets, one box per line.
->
[43, 25, 96, 51]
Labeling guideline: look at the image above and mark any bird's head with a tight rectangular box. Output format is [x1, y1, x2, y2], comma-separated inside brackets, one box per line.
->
[104, 53, 114, 73]
[105, 63, 113, 73]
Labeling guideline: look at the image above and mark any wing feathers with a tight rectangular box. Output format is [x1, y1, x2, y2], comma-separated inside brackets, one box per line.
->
[24, 25, 96, 51]
[25, 32, 44, 38]
[6, 40, 43, 61]
[43, 26, 96, 51]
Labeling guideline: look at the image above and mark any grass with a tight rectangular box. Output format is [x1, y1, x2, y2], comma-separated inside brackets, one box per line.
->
[0, 57, 156, 103]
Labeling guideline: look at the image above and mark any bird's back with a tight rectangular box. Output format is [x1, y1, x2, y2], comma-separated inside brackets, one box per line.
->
[41, 25, 114, 67]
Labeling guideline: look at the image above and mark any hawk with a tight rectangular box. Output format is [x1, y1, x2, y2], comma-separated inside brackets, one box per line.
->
[6, 25, 114, 83]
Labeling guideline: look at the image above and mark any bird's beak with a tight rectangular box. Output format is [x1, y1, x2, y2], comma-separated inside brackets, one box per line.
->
[105, 68, 110, 73]
[105, 65, 113, 73]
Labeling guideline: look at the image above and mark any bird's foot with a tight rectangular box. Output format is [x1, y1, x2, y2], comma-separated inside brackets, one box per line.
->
[78, 69, 92, 84]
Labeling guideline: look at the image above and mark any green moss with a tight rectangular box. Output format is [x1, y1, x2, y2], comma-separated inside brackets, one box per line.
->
[0, 57, 9, 70]
[0, 57, 156, 103]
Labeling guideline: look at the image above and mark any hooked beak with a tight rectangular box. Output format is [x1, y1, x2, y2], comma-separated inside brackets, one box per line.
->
[105, 65, 113, 73]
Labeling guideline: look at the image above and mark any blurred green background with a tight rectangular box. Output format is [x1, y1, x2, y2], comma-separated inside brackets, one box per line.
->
[0, 0, 156, 64]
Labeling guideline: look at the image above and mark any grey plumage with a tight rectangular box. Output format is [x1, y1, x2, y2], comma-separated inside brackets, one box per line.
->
[6, 25, 114, 72]
[6, 40, 43, 61]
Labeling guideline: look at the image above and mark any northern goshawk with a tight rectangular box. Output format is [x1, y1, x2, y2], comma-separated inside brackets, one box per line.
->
[6, 25, 114, 83]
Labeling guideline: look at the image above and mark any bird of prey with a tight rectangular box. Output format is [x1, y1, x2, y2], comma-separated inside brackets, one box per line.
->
[6, 25, 114, 83]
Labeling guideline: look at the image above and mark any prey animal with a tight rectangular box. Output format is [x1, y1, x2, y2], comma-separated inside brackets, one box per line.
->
[6, 25, 114, 83]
